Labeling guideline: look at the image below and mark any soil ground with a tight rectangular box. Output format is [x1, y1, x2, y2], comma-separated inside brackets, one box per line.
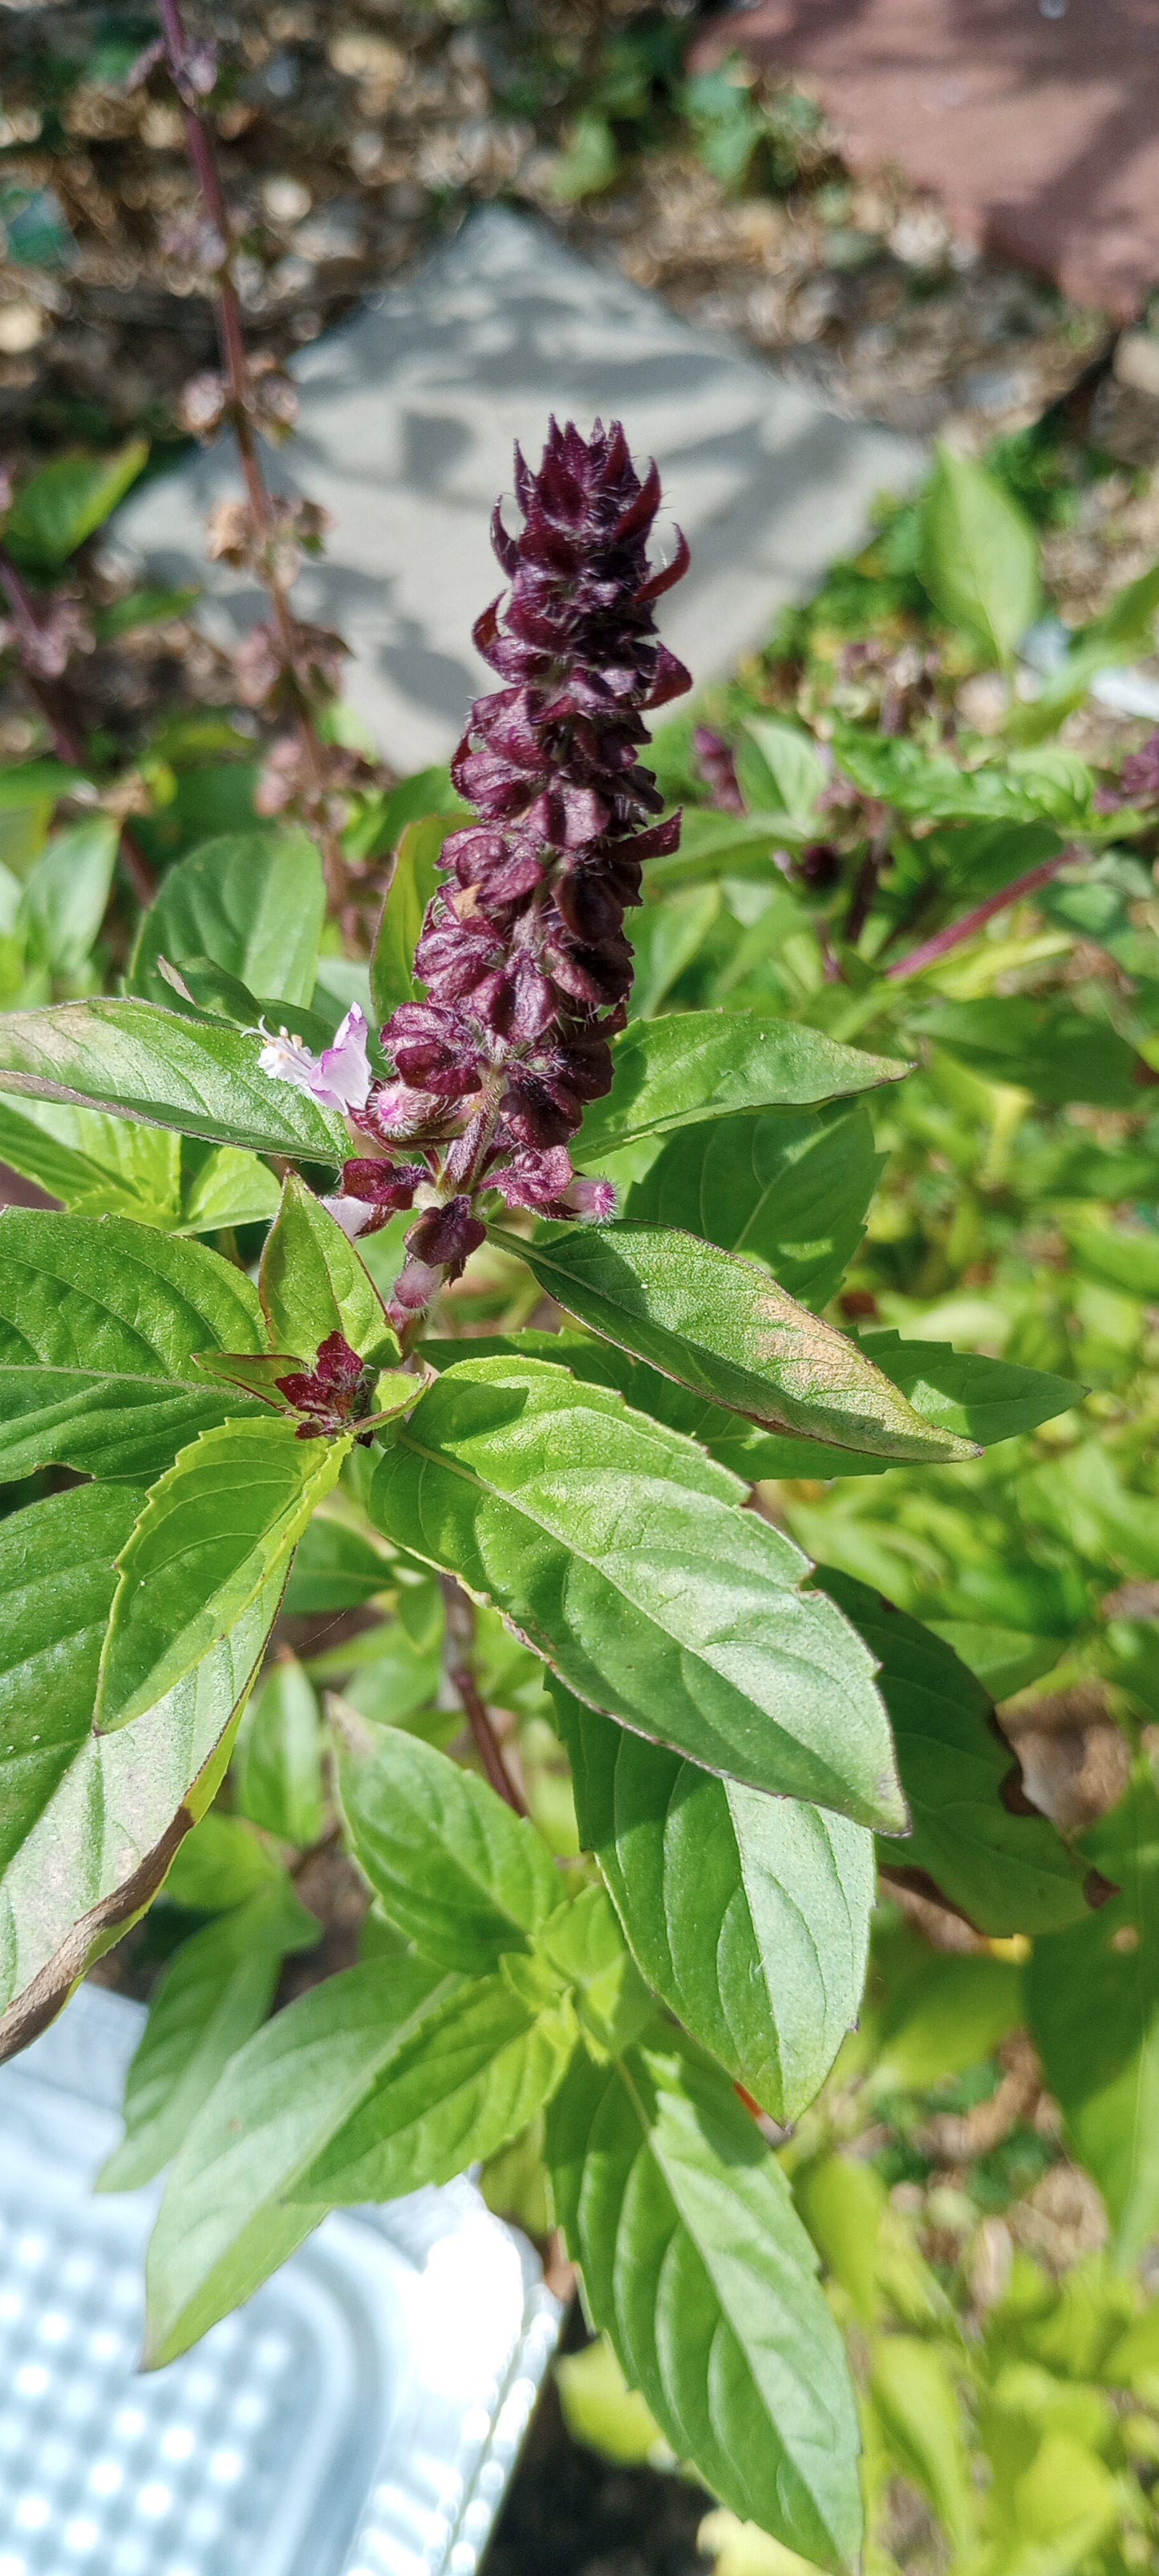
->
[487, 2358, 711, 2576]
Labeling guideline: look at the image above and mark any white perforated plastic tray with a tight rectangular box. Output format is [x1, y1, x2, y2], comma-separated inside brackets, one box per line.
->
[0, 1986, 560, 2576]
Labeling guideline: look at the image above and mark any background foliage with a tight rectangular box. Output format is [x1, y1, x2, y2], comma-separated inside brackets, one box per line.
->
[4, 18, 1159, 2574]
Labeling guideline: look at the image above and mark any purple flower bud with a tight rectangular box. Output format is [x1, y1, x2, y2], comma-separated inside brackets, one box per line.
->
[694, 726, 744, 814]
[566, 1175, 616, 1220]
[404, 1196, 487, 1271]
[491, 1145, 576, 1213]
[274, 1330, 375, 1440]
[795, 842, 843, 892]
[387, 1258, 443, 1333]
[387, 1001, 488, 1098]
[1116, 732, 1159, 809]
[342, 1157, 428, 1211]
[352, 1081, 453, 1144]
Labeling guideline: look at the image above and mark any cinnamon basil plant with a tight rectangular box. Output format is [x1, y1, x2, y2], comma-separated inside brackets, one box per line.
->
[0, 420, 1116, 2572]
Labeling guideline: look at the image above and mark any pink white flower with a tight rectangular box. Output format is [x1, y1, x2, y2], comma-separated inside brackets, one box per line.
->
[320, 1193, 379, 1240]
[257, 1004, 373, 1115]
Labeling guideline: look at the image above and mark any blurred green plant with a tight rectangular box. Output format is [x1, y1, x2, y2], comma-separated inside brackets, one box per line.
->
[5, 153, 1159, 2570]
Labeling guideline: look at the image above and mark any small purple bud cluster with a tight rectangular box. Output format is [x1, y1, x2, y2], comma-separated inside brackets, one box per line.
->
[260, 420, 690, 1333]
[1095, 728, 1159, 813]
[274, 1330, 377, 1442]
[693, 725, 744, 814]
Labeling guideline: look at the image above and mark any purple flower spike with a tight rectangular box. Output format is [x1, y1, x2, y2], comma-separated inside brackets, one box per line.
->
[258, 420, 690, 1330]
[373, 420, 690, 1224]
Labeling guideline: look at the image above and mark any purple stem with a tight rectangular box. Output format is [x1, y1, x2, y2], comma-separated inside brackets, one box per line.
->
[885, 850, 1075, 983]
[440, 1579, 528, 1815]
[0, 546, 156, 904]
[156, 0, 345, 904]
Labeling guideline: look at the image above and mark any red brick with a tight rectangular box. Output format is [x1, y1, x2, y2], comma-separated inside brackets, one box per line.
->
[694, 1, 1159, 318]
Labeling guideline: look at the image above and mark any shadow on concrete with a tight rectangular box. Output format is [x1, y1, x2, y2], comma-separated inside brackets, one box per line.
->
[115, 207, 924, 769]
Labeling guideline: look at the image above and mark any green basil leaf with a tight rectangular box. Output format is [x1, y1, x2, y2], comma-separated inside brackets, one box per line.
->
[6, 439, 148, 567]
[736, 716, 826, 822]
[832, 724, 1092, 828]
[857, 1326, 1076, 1446]
[539, 1881, 655, 2059]
[160, 1810, 286, 1912]
[626, 885, 720, 1020]
[918, 445, 1040, 665]
[817, 1572, 1092, 1935]
[0, 1209, 268, 1483]
[0, 759, 91, 810]
[177, 1142, 281, 1235]
[575, 1012, 907, 1162]
[490, 1223, 975, 1463]
[97, 1881, 320, 2192]
[646, 808, 812, 890]
[1064, 1221, 1159, 1302]
[0, 1095, 182, 1225]
[20, 817, 119, 978]
[282, 1515, 389, 1614]
[130, 828, 326, 1012]
[369, 813, 456, 1021]
[343, 765, 461, 866]
[144, 1957, 453, 2363]
[0, 1483, 141, 1884]
[233, 1653, 326, 1848]
[95, 1416, 350, 1732]
[335, 1714, 564, 1970]
[869, 2336, 978, 2550]
[0, 998, 349, 1158]
[94, 586, 199, 642]
[624, 1100, 883, 1312]
[546, 2030, 862, 2571]
[1014, 1130, 1159, 1207]
[555, 1681, 873, 2119]
[922, 996, 1145, 1109]
[259, 1171, 395, 1361]
[322, 1634, 444, 1733]
[0, 1483, 285, 2061]
[369, 1355, 903, 1830]
[419, 1331, 946, 1483]
[1012, 559, 1159, 743]
[296, 1967, 576, 2206]
[1026, 1774, 1159, 2263]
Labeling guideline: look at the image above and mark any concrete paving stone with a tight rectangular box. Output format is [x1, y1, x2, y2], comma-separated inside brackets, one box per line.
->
[697, 0, 1159, 320]
[113, 205, 925, 773]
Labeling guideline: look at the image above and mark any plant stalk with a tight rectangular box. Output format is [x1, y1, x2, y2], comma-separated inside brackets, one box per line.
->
[844, 825, 888, 951]
[440, 1576, 529, 1816]
[885, 850, 1075, 982]
[156, 0, 346, 907]
[0, 546, 157, 904]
